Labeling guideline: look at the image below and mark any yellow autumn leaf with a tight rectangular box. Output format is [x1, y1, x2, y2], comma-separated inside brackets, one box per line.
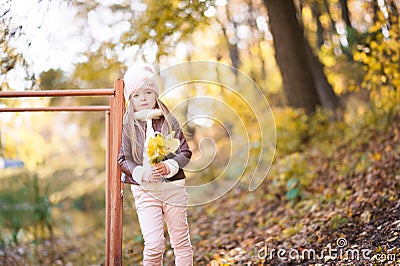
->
[164, 138, 180, 153]
[163, 131, 180, 153]
[147, 132, 180, 165]
[353, 51, 363, 61]
[372, 152, 381, 161]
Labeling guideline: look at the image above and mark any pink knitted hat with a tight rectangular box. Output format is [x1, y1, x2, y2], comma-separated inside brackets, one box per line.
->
[123, 62, 159, 101]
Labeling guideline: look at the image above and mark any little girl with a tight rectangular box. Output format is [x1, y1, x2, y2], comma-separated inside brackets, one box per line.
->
[118, 62, 193, 265]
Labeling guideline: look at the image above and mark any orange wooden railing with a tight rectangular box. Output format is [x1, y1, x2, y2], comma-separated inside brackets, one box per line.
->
[0, 80, 125, 266]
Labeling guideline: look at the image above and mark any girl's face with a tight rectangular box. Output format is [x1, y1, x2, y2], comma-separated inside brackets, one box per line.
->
[131, 88, 157, 111]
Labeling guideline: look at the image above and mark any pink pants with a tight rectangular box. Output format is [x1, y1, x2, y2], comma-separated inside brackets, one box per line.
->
[131, 185, 193, 266]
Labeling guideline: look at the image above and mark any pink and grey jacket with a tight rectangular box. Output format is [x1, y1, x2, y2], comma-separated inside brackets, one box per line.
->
[118, 114, 192, 185]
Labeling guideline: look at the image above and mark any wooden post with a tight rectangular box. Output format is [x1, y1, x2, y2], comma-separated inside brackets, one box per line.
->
[105, 110, 111, 265]
[108, 79, 125, 265]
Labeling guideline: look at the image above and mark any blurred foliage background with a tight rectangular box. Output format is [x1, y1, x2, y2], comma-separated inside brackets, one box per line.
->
[0, 0, 399, 264]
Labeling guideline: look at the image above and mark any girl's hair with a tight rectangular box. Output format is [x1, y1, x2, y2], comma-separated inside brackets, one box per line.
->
[123, 97, 173, 163]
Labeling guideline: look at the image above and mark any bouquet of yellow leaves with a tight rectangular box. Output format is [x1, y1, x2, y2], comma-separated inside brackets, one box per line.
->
[147, 131, 180, 165]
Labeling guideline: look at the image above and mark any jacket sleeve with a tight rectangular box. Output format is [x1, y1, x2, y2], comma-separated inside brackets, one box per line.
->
[166, 116, 192, 168]
[118, 127, 143, 183]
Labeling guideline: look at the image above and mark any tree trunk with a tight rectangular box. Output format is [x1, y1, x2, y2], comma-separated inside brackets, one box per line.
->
[339, 0, 352, 29]
[264, 0, 320, 113]
[387, 0, 399, 26]
[300, 2, 340, 110]
[323, 0, 353, 61]
[323, 0, 337, 34]
[303, 37, 340, 110]
[312, 2, 325, 48]
[373, 0, 380, 23]
[224, 3, 241, 75]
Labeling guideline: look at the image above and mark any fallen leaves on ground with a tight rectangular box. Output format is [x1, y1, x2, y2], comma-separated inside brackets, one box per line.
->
[2, 116, 399, 266]
[181, 115, 400, 266]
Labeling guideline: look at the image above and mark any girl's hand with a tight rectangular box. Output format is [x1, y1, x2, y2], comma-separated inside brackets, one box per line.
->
[142, 163, 170, 182]
[152, 162, 170, 177]
[142, 169, 161, 183]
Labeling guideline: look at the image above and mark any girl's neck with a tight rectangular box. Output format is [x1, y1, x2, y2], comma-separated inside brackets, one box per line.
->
[134, 108, 163, 121]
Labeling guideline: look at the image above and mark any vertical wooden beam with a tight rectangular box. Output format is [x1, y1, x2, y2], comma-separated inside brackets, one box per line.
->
[108, 79, 125, 265]
[105, 110, 111, 265]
